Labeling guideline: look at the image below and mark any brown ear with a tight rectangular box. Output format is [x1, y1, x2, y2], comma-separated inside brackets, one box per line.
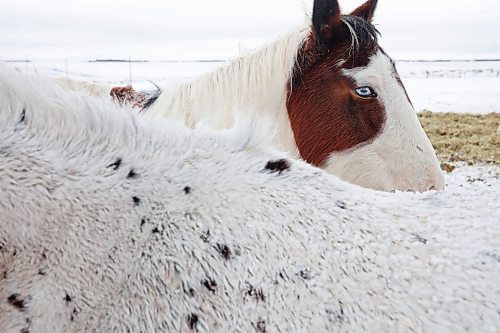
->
[350, 0, 378, 22]
[312, 0, 343, 54]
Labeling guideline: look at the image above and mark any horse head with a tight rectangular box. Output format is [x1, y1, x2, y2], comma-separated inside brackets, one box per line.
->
[287, 0, 445, 192]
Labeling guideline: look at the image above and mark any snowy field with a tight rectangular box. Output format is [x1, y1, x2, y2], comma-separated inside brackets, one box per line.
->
[3, 59, 500, 215]
[6, 59, 500, 114]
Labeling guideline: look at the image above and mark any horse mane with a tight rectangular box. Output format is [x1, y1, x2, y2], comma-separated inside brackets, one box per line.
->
[146, 27, 310, 129]
[147, 18, 379, 130]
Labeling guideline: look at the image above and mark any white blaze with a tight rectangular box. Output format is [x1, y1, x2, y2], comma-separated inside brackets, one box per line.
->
[324, 51, 445, 192]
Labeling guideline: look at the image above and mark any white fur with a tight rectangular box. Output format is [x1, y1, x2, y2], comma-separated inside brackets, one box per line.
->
[327, 51, 445, 192]
[53, 76, 113, 98]
[147, 27, 444, 192]
[1, 65, 499, 333]
[147, 27, 309, 156]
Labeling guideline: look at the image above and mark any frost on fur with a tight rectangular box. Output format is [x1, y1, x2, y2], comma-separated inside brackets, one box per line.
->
[0, 65, 499, 332]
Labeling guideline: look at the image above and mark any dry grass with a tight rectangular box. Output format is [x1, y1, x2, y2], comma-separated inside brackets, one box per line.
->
[418, 112, 500, 165]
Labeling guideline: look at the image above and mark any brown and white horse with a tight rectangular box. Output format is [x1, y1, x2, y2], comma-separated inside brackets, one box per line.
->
[145, 0, 444, 192]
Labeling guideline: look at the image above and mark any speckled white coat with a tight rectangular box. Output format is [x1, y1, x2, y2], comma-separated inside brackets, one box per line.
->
[0, 65, 499, 333]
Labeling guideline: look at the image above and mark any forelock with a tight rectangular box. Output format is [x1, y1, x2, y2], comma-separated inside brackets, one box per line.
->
[340, 15, 379, 56]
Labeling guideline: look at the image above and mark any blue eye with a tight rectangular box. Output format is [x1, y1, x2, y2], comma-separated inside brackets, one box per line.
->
[355, 86, 377, 98]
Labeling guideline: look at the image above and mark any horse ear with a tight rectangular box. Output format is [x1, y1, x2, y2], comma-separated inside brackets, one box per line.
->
[312, 0, 342, 53]
[350, 0, 378, 22]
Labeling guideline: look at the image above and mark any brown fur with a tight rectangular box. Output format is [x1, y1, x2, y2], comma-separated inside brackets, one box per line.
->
[350, 0, 378, 22]
[110, 86, 145, 108]
[286, 2, 385, 167]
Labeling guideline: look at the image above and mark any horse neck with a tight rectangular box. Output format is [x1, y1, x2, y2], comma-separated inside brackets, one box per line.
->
[151, 27, 308, 153]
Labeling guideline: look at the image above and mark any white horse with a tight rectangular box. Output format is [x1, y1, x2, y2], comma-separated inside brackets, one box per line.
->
[0, 60, 498, 332]
[145, 0, 444, 192]
[51, 0, 445, 193]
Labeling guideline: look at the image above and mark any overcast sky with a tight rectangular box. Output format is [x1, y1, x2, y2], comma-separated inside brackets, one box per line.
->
[1, 0, 499, 61]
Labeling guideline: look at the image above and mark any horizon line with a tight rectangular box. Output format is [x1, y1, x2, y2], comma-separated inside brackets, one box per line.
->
[4, 58, 500, 64]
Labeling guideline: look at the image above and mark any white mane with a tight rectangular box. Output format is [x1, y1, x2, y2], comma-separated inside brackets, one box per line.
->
[1, 64, 499, 332]
[148, 26, 310, 154]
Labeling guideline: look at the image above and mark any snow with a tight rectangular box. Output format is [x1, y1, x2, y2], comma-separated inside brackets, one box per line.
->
[440, 163, 499, 207]
[6, 59, 500, 115]
[398, 61, 500, 114]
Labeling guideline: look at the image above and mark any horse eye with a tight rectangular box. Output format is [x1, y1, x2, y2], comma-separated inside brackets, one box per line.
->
[355, 86, 377, 98]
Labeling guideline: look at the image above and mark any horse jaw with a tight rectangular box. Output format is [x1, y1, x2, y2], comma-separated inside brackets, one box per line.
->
[324, 51, 445, 192]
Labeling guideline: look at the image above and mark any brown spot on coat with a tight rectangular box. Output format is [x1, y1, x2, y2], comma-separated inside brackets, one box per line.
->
[200, 230, 211, 243]
[202, 279, 217, 294]
[127, 169, 138, 179]
[107, 158, 122, 170]
[215, 244, 232, 260]
[256, 319, 267, 333]
[187, 313, 199, 330]
[264, 159, 291, 174]
[246, 284, 266, 303]
[7, 294, 27, 311]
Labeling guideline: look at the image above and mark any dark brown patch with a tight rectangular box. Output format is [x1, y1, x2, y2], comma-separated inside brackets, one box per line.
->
[107, 158, 122, 171]
[256, 319, 267, 333]
[70, 308, 78, 321]
[264, 159, 291, 174]
[202, 279, 217, 294]
[183, 186, 191, 195]
[299, 269, 313, 280]
[215, 243, 232, 260]
[152, 227, 160, 234]
[336, 201, 347, 209]
[7, 294, 27, 311]
[64, 293, 72, 303]
[132, 196, 141, 206]
[185, 287, 196, 297]
[187, 313, 199, 330]
[287, 10, 385, 167]
[127, 169, 138, 179]
[200, 230, 211, 243]
[246, 284, 266, 303]
[20, 108, 26, 123]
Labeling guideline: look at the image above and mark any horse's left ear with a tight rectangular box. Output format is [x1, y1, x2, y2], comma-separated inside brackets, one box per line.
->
[312, 0, 342, 54]
[350, 0, 378, 22]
